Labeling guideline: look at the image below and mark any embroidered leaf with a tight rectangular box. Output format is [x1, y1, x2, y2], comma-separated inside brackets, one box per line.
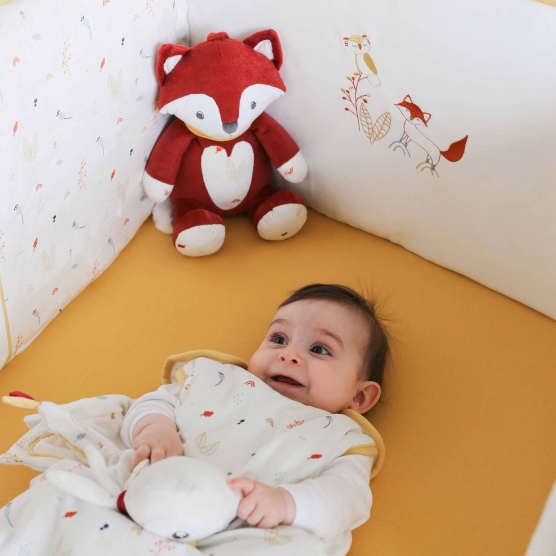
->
[195, 432, 206, 449]
[234, 160, 246, 181]
[359, 103, 374, 143]
[76, 433, 87, 441]
[117, 177, 129, 201]
[195, 432, 219, 455]
[371, 112, 391, 143]
[23, 133, 39, 162]
[42, 245, 56, 271]
[225, 159, 236, 182]
[200, 441, 219, 455]
[108, 70, 122, 98]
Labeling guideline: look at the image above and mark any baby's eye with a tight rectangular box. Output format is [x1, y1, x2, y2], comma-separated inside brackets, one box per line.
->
[270, 333, 287, 345]
[310, 344, 330, 356]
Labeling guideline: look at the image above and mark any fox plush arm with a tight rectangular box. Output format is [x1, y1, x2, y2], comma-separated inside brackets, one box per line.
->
[252, 113, 307, 184]
[143, 119, 195, 203]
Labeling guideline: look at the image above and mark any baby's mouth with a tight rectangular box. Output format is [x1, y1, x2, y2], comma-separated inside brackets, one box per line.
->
[271, 375, 303, 387]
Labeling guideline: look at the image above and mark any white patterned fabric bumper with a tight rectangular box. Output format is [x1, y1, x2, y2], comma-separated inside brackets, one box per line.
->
[0, 0, 188, 369]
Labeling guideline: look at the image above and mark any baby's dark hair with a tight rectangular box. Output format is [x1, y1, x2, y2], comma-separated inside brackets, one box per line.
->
[279, 283, 391, 387]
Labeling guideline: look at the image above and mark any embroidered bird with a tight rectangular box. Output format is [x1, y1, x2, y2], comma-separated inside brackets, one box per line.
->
[344, 34, 381, 87]
[55, 110, 73, 120]
[80, 16, 92, 39]
[324, 415, 333, 428]
[214, 371, 225, 386]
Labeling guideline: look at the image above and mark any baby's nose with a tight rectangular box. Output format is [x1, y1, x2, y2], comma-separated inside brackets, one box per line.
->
[280, 346, 301, 364]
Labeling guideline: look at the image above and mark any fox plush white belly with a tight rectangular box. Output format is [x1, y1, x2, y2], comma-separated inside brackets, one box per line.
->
[142, 31, 308, 257]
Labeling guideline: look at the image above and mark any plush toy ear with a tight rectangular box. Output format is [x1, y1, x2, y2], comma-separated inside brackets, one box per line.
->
[243, 30, 283, 70]
[85, 445, 122, 497]
[46, 469, 117, 509]
[156, 43, 191, 85]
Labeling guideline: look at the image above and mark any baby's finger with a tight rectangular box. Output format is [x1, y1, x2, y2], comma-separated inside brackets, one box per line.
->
[150, 446, 165, 464]
[132, 444, 151, 470]
[228, 477, 255, 496]
[245, 505, 265, 527]
[236, 494, 257, 521]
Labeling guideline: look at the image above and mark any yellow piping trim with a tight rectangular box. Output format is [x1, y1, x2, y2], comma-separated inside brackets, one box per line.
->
[28, 433, 63, 460]
[341, 408, 385, 479]
[59, 435, 86, 458]
[342, 444, 378, 458]
[0, 277, 12, 363]
[535, 0, 556, 6]
[185, 124, 239, 142]
[162, 350, 248, 384]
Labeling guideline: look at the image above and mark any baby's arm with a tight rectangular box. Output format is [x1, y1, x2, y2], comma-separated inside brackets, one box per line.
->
[278, 454, 373, 539]
[120, 383, 184, 469]
[229, 455, 372, 537]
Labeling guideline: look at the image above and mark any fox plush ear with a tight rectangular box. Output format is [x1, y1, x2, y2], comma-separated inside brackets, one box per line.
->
[403, 94, 413, 103]
[156, 43, 191, 85]
[243, 30, 283, 70]
[423, 112, 432, 123]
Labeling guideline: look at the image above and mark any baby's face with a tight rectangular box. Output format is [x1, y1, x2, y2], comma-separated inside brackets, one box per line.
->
[248, 299, 370, 414]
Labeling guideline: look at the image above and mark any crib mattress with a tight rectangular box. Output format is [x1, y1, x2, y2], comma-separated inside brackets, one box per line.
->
[1, 211, 555, 556]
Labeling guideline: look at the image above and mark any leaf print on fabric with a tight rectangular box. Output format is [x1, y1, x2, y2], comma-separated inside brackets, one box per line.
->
[62, 41, 72, 75]
[53, 536, 72, 556]
[264, 529, 293, 545]
[23, 133, 38, 163]
[117, 178, 129, 201]
[372, 112, 391, 143]
[42, 246, 56, 271]
[78, 160, 87, 189]
[108, 70, 123, 98]
[195, 432, 220, 456]
[225, 159, 246, 182]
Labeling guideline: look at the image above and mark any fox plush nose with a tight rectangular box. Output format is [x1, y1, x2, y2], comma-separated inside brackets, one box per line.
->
[358, 44, 362, 50]
[222, 122, 238, 135]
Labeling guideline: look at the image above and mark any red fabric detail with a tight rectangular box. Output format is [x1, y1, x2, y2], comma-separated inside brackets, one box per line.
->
[117, 491, 128, 516]
[145, 119, 195, 186]
[172, 202, 224, 244]
[156, 34, 286, 122]
[8, 391, 36, 401]
[441, 136, 468, 162]
[251, 113, 299, 170]
[146, 115, 301, 242]
[243, 29, 283, 70]
[156, 44, 191, 86]
[247, 187, 305, 228]
[207, 32, 229, 41]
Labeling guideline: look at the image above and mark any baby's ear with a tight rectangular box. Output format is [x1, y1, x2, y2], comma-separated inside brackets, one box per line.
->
[46, 469, 117, 509]
[243, 30, 283, 70]
[349, 381, 381, 414]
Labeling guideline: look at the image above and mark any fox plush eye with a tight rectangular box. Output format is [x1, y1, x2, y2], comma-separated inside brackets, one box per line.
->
[196, 111, 204, 120]
[251, 101, 256, 109]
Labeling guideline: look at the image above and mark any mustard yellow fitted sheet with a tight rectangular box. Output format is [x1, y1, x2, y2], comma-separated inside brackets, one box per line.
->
[1, 211, 555, 555]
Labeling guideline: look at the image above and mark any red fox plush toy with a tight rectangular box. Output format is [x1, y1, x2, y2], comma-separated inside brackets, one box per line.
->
[143, 30, 308, 256]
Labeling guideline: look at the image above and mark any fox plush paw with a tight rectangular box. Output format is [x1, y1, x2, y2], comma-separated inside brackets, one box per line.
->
[173, 209, 225, 256]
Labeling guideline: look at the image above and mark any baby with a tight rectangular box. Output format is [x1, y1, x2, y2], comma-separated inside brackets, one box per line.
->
[120, 283, 390, 546]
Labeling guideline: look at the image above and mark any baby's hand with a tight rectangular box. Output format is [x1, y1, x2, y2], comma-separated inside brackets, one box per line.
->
[228, 477, 296, 528]
[131, 414, 184, 470]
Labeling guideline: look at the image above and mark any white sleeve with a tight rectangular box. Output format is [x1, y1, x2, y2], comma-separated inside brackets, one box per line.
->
[279, 455, 373, 540]
[120, 383, 182, 448]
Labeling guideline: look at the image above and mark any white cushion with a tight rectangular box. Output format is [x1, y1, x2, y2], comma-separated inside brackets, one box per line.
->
[187, 0, 556, 320]
[0, 0, 189, 367]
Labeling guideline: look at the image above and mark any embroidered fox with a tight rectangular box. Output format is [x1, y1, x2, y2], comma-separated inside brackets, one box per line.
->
[389, 95, 468, 176]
